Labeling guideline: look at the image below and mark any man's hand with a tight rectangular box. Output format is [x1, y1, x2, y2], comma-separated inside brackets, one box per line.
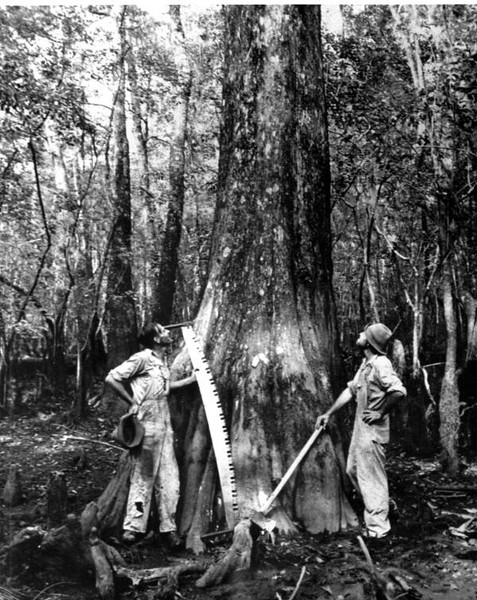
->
[170, 371, 197, 391]
[128, 403, 139, 416]
[315, 413, 330, 430]
[362, 409, 382, 425]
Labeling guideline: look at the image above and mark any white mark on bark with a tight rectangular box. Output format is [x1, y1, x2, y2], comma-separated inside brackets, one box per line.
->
[252, 353, 269, 368]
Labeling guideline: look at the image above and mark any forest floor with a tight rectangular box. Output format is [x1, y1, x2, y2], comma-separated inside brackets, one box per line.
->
[1, 411, 477, 600]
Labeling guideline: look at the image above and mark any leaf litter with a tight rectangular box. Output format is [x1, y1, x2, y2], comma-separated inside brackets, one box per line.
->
[1, 416, 477, 599]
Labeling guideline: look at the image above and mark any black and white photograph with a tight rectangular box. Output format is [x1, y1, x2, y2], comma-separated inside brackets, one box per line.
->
[1, 3, 477, 599]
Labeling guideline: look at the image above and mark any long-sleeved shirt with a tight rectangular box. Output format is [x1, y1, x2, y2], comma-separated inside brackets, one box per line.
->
[347, 354, 406, 444]
[108, 349, 170, 404]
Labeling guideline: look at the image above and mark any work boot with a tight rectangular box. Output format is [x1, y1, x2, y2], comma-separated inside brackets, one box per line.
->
[361, 531, 392, 551]
[165, 530, 183, 549]
[389, 498, 399, 520]
[122, 530, 138, 545]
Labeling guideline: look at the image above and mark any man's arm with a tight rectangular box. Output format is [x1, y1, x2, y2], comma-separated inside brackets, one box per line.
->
[315, 387, 354, 430]
[170, 372, 197, 391]
[105, 374, 136, 410]
[362, 390, 405, 424]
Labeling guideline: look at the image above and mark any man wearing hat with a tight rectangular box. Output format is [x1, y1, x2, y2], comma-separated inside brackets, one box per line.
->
[315, 323, 406, 541]
[106, 323, 196, 547]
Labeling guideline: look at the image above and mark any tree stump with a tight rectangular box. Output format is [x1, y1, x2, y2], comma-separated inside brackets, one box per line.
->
[89, 527, 126, 600]
[39, 515, 93, 576]
[3, 526, 45, 578]
[46, 471, 68, 528]
[2, 465, 23, 507]
[5, 515, 127, 599]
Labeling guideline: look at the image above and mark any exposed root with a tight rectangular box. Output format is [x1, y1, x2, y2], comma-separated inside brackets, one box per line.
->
[195, 519, 255, 588]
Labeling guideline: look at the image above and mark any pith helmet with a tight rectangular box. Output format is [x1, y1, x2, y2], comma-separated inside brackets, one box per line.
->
[365, 323, 392, 355]
[112, 413, 145, 449]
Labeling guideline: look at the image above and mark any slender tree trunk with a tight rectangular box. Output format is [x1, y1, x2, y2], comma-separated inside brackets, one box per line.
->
[460, 291, 477, 452]
[152, 6, 193, 325]
[363, 184, 381, 322]
[439, 259, 460, 472]
[104, 9, 138, 371]
[0, 310, 6, 410]
[432, 90, 460, 473]
[173, 5, 355, 550]
[391, 5, 461, 472]
[124, 13, 156, 321]
[463, 290, 477, 362]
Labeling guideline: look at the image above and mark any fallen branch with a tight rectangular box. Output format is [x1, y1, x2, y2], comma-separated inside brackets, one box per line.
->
[389, 572, 411, 593]
[435, 493, 468, 501]
[0, 586, 29, 600]
[357, 535, 373, 568]
[116, 560, 208, 586]
[382, 567, 423, 598]
[289, 566, 306, 600]
[432, 484, 477, 494]
[357, 536, 393, 600]
[32, 582, 80, 600]
[440, 510, 476, 519]
[65, 436, 122, 451]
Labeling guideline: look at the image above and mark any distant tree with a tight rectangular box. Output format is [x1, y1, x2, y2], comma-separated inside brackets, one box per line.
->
[389, 4, 477, 473]
[104, 7, 138, 371]
[0, 6, 101, 411]
[152, 5, 193, 325]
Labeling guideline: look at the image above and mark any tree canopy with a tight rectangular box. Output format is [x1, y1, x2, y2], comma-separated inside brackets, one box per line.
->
[1, 3, 477, 512]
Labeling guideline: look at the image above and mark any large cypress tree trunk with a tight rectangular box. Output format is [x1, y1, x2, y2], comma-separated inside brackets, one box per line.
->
[174, 5, 356, 550]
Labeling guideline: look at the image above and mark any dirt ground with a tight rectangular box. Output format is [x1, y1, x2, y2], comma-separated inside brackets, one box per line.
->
[1, 411, 477, 600]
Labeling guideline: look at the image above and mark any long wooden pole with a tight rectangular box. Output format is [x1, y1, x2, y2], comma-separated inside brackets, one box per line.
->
[200, 426, 325, 543]
[260, 426, 324, 514]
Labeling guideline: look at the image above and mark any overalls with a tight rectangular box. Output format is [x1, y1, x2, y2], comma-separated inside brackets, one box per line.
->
[346, 355, 406, 538]
[109, 349, 180, 534]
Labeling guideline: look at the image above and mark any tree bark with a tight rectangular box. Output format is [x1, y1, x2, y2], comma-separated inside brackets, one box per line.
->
[153, 5, 193, 325]
[104, 8, 138, 372]
[439, 259, 460, 473]
[46, 472, 68, 528]
[174, 5, 356, 544]
[462, 290, 477, 362]
[124, 8, 159, 320]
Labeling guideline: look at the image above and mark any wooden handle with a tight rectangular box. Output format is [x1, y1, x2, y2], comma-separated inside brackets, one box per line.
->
[164, 320, 193, 330]
[261, 426, 324, 514]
